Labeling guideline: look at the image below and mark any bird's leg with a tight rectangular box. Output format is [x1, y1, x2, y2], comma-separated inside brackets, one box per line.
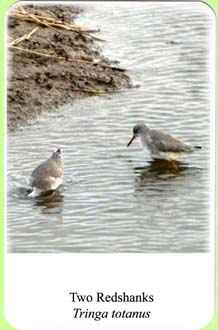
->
[166, 159, 179, 170]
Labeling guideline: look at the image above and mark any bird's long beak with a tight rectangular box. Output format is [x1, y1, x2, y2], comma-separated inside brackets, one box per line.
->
[127, 134, 137, 147]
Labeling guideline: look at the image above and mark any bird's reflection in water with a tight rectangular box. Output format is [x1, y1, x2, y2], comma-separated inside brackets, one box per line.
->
[34, 190, 64, 210]
[34, 192, 63, 218]
[133, 159, 190, 194]
[18, 187, 64, 215]
[14, 183, 65, 218]
[135, 159, 188, 175]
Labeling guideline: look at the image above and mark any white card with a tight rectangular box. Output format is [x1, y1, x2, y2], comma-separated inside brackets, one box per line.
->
[5, 1, 216, 329]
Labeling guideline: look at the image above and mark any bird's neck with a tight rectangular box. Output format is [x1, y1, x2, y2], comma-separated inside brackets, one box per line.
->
[139, 131, 149, 147]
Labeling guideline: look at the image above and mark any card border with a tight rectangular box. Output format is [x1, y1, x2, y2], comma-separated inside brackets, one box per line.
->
[0, 1, 217, 329]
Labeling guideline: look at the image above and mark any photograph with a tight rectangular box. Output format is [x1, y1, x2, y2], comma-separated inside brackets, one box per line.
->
[7, 1, 214, 253]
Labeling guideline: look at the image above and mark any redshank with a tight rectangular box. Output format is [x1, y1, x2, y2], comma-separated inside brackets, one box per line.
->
[127, 123, 201, 161]
[28, 148, 63, 197]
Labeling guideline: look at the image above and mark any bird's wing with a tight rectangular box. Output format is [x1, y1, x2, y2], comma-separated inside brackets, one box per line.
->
[31, 175, 62, 191]
[150, 129, 192, 153]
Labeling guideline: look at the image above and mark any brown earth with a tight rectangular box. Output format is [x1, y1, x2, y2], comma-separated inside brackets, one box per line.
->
[7, 4, 131, 131]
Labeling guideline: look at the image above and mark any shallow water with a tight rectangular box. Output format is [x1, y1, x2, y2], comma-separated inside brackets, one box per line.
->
[7, 2, 214, 253]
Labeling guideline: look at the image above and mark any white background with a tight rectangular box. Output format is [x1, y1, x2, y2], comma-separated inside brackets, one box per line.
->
[5, 253, 215, 330]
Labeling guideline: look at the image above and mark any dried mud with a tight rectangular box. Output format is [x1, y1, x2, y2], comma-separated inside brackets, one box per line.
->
[7, 5, 131, 131]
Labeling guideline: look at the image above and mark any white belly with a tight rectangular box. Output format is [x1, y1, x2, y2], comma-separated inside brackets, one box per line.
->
[151, 152, 184, 160]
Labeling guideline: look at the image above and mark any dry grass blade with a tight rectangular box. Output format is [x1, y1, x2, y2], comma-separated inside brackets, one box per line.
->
[17, 7, 61, 33]
[12, 10, 98, 33]
[71, 88, 107, 94]
[9, 27, 39, 46]
[8, 45, 127, 71]
[58, 86, 107, 94]
[8, 10, 105, 41]
[28, 12, 60, 33]
[47, 87, 107, 95]
[9, 45, 99, 63]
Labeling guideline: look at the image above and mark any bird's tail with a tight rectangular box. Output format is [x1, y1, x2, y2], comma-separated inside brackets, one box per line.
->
[194, 145, 202, 150]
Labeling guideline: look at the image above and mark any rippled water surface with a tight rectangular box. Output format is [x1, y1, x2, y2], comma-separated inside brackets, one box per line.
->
[7, 2, 214, 252]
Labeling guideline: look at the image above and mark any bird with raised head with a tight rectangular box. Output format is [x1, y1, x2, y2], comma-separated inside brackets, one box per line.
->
[28, 148, 63, 198]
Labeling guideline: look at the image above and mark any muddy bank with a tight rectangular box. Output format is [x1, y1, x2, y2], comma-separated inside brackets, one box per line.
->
[7, 4, 131, 131]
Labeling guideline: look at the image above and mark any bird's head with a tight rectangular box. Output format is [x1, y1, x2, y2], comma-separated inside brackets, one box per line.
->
[127, 123, 149, 147]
